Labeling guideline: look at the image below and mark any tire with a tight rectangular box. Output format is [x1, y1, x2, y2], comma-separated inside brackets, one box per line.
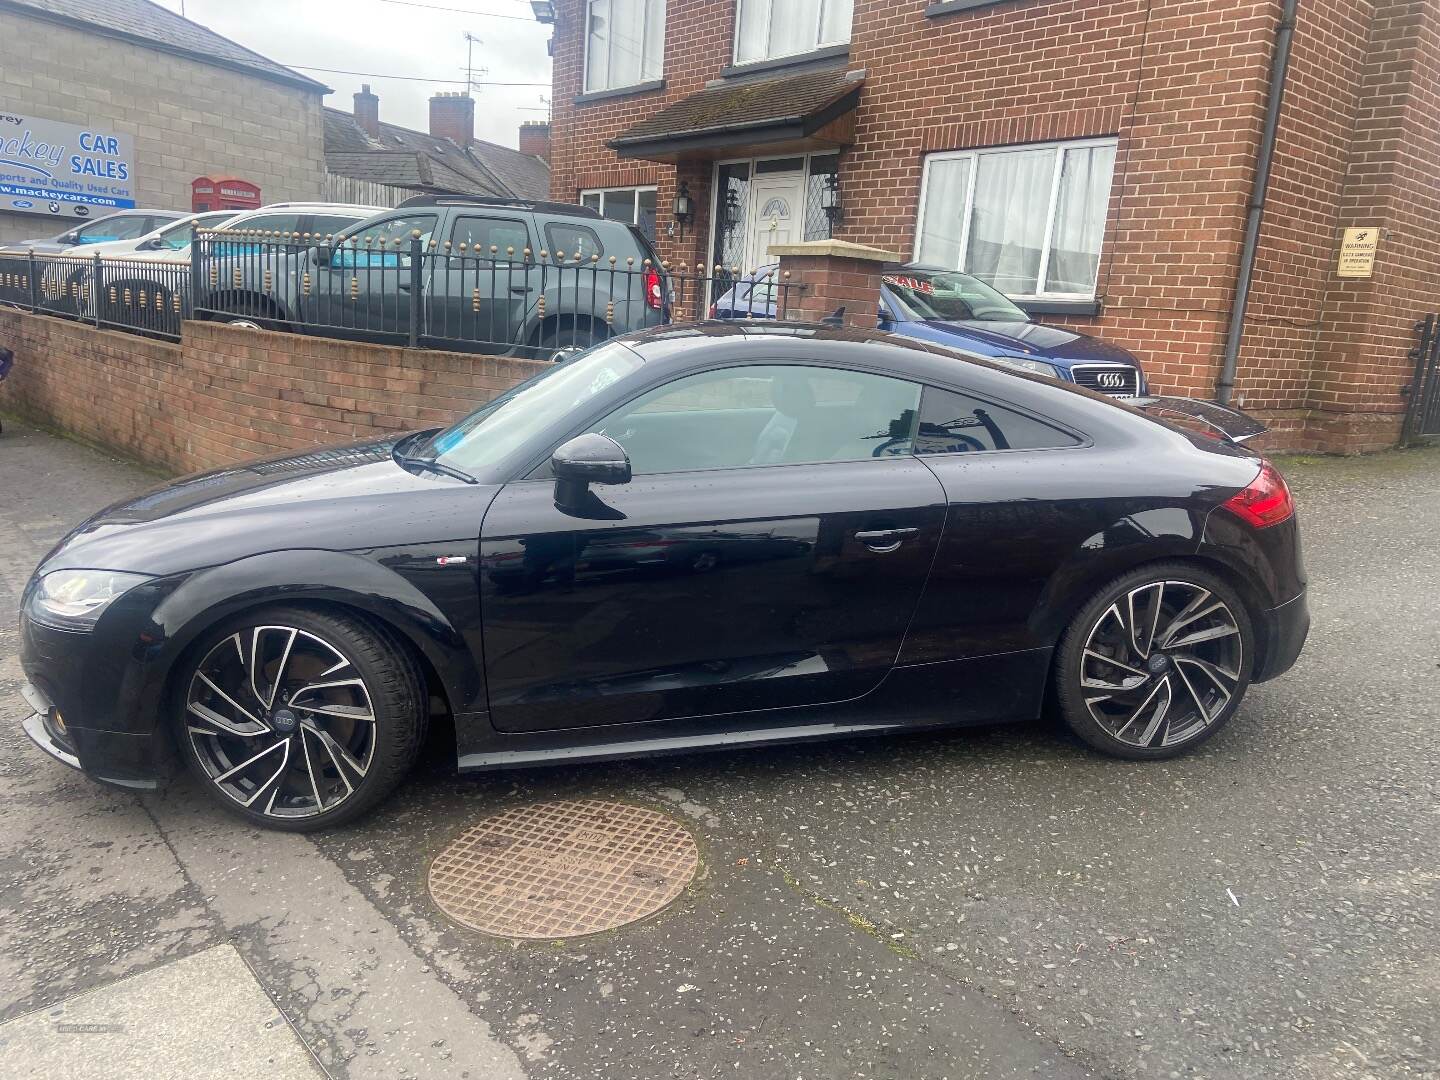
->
[539, 321, 604, 362]
[174, 606, 427, 831]
[218, 314, 268, 331]
[1053, 562, 1254, 760]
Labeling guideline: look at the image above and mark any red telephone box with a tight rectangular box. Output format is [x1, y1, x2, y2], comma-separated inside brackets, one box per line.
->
[191, 176, 262, 213]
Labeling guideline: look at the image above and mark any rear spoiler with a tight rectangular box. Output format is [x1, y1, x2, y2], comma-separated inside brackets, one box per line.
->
[1131, 397, 1268, 444]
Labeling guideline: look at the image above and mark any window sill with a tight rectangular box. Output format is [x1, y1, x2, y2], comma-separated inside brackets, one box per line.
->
[1014, 297, 1103, 317]
[925, 0, 1020, 16]
[719, 45, 851, 81]
[574, 79, 665, 106]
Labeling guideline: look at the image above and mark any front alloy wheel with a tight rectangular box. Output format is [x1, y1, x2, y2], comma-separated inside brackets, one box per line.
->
[178, 607, 425, 830]
[1056, 565, 1253, 759]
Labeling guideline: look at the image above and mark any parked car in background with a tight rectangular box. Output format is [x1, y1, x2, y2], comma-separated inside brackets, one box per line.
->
[713, 263, 1149, 398]
[0, 209, 188, 256]
[74, 210, 244, 260]
[200, 196, 669, 360]
[17, 323, 1307, 830]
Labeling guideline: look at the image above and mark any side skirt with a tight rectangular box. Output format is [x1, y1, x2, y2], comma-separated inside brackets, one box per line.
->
[456, 647, 1052, 772]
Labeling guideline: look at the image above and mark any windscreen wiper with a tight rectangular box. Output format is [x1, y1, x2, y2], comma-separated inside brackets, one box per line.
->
[393, 447, 478, 484]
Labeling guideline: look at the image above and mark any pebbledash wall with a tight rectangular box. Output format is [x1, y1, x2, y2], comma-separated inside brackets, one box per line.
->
[0, 311, 545, 475]
[0, 4, 328, 247]
[549, 0, 1440, 452]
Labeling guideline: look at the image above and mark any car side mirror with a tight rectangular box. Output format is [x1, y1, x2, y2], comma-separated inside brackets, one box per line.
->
[552, 433, 631, 511]
[61, 231, 79, 244]
[314, 244, 331, 264]
[144, 237, 164, 250]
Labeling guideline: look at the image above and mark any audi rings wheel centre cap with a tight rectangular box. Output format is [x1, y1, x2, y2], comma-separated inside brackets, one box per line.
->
[269, 708, 299, 734]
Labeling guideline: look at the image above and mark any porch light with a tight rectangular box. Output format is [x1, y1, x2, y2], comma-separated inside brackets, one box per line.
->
[821, 173, 842, 231]
[723, 188, 742, 233]
[530, 1, 556, 23]
[673, 181, 694, 239]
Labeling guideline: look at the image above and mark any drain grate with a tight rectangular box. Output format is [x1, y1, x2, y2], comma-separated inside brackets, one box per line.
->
[428, 799, 699, 939]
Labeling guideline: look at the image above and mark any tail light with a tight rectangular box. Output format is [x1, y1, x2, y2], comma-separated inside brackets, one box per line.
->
[644, 266, 663, 310]
[1223, 461, 1294, 528]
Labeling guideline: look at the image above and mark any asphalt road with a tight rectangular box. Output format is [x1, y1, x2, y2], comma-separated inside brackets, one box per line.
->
[0, 418, 1436, 1080]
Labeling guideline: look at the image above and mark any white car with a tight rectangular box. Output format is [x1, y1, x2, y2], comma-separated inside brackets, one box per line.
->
[76, 210, 245, 262]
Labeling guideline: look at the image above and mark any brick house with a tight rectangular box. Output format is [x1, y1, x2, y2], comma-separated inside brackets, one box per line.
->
[544, 0, 1440, 451]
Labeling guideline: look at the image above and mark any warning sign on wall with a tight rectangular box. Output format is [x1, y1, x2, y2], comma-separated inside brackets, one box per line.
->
[1336, 228, 1380, 278]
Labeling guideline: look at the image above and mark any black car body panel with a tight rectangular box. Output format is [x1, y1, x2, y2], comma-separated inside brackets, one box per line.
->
[18, 323, 1307, 790]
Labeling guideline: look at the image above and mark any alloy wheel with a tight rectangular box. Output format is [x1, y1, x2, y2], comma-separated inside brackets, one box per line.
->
[1079, 580, 1244, 749]
[185, 625, 376, 820]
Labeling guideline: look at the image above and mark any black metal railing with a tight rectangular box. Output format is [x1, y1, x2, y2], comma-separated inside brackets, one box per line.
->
[1405, 313, 1440, 442]
[0, 250, 189, 340]
[1, 230, 803, 354]
[189, 228, 801, 357]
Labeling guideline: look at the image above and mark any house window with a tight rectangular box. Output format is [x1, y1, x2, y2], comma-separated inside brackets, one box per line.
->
[734, 0, 853, 65]
[585, 0, 666, 93]
[915, 138, 1118, 299]
[581, 186, 659, 241]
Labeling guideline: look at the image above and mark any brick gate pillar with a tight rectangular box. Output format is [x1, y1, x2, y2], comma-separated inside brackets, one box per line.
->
[771, 240, 901, 330]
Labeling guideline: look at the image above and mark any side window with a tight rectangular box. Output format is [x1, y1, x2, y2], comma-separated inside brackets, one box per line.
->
[451, 216, 531, 258]
[591, 365, 921, 475]
[914, 386, 1081, 454]
[77, 215, 149, 242]
[545, 222, 603, 261]
[310, 214, 362, 238]
[333, 213, 437, 267]
[234, 213, 304, 236]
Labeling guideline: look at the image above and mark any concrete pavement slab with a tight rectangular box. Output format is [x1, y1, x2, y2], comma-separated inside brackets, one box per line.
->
[0, 943, 323, 1079]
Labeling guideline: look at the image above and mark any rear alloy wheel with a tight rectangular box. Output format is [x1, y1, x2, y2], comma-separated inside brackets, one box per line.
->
[1055, 564, 1253, 759]
[177, 607, 425, 831]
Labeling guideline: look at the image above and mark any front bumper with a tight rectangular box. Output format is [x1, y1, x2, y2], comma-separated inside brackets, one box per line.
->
[1253, 589, 1309, 683]
[19, 680, 164, 791]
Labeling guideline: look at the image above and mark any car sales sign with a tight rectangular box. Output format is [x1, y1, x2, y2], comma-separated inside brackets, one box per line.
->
[0, 109, 136, 220]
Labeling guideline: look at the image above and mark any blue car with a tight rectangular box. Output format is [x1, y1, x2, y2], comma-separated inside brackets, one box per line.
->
[711, 263, 1148, 398]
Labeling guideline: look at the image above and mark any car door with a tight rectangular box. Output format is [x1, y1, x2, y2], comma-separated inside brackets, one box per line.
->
[311, 212, 437, 337]
[426, 213, 538, 349]
[478, 362, 947, 733]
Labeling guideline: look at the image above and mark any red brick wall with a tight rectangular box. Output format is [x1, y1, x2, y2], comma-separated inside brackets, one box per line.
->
[551, 0, 1440, 452]
[0, 311, 546, 474]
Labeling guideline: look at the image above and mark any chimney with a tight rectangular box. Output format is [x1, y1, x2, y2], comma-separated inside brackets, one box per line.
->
[429, 91, 475, 146]
[354, 84, 380, 138]
[519, 120, 551, 162]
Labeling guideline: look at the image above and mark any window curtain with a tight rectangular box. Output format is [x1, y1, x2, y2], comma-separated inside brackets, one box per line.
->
[770, 0, 821, 58]
[585, 0, 610, 91]
[819, 0, 853, 45]
[916, 157, 971, 269]
[586, 0, 663, 89]
[735, 0, 770, 62]
[1044, 143, 1115, 295]
[965, 147, 1055, 294]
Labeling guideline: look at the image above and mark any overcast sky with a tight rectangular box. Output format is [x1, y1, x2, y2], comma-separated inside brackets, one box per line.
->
[155, 0, 553, 147]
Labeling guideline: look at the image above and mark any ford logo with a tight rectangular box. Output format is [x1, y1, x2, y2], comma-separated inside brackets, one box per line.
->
[11, 199, 33, 209]
[1097, 371, 1128, 389]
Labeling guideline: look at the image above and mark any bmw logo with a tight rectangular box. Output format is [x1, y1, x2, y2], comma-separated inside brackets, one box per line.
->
[48, 202, 61, 214]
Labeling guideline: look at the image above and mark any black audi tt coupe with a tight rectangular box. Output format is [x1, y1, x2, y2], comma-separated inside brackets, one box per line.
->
[19, 323, 1308, 830]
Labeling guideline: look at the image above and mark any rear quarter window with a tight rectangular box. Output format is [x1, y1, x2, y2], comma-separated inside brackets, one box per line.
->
[545, 222, 604, 261]
[915, 386, 1082, 453]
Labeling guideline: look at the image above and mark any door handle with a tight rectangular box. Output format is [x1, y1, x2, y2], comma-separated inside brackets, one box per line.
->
[855, 527, 919, 552]
[510, 284, 534, 294]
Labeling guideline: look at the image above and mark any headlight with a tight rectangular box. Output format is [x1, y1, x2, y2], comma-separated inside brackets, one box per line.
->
[26, 569, 151, 631]
[990, 356, 1061, 378]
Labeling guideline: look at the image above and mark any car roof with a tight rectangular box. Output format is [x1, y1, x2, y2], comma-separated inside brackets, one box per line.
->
[616, 320, 1147, 431]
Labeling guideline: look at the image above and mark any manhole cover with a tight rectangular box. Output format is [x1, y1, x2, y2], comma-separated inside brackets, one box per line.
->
[428, 800, 699, 939]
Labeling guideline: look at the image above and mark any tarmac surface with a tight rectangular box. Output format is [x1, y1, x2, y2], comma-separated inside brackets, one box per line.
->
[1, 417, 1436, 1080]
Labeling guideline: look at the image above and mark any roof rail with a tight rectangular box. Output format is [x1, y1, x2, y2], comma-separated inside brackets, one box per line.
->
[396, 194, 601, 218]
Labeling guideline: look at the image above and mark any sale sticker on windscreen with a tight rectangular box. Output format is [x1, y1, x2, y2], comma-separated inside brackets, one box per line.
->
[0, 110, 136, 219]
